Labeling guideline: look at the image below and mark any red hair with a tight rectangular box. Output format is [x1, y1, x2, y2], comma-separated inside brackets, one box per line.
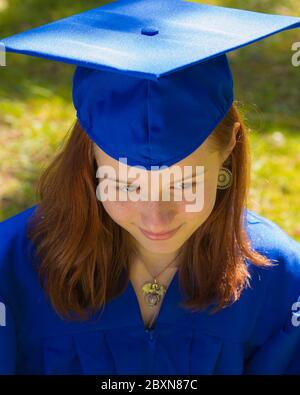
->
[27, 102, 273, 320]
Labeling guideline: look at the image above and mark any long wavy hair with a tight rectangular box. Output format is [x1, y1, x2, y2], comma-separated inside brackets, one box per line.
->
[27, 101, 273, 321]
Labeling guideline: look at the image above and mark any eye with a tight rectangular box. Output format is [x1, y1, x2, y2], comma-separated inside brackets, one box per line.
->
[173, 181, 194, 190]
[119, 184, 140, 192]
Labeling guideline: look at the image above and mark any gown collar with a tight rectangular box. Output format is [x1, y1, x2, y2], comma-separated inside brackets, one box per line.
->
[91, 269, 194, 332]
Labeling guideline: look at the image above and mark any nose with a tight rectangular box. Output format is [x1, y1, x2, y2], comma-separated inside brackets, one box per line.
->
[139, 201, 177, 233]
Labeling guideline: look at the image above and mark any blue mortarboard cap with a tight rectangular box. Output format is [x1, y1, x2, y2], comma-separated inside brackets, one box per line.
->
[1, 0, 300, 169]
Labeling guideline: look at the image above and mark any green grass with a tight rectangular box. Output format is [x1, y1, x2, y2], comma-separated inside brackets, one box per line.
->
[249, 128, 300, 240]
[0, 0, 300, 242]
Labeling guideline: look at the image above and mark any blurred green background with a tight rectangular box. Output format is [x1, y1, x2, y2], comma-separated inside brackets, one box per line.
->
[0, 0, 299, 241]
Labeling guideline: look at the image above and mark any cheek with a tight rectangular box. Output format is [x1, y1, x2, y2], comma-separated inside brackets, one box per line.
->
[203, 178, 218, 210]
[101, 200, 136, 224]
[176, 176, 218, 222]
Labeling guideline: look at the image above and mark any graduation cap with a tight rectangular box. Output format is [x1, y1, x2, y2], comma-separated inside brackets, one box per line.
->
[1, 0, 300, 170]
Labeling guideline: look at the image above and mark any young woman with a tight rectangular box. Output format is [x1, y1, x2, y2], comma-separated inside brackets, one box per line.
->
[0, 0, 300, 375]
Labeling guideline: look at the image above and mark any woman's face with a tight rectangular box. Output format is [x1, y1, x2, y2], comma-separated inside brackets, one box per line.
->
[94, 127, 238, 255]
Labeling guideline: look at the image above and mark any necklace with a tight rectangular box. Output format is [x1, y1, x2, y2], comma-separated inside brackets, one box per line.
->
[139, 249, 182, 308]
[136, 249, 182, 330]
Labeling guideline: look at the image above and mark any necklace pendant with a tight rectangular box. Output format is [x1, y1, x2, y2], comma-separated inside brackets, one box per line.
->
[142, 279, 166, 307]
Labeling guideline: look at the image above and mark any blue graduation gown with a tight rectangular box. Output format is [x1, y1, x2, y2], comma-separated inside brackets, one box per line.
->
[0, 204, 300, 375]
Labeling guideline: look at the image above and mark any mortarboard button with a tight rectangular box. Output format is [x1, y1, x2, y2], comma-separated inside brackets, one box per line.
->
[141, 27, 159, 36]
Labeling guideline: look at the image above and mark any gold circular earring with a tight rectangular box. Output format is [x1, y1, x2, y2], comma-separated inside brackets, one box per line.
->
[217, 167, 232, 189]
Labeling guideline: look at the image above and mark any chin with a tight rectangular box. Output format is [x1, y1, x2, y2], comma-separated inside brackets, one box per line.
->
[144, 244, 180, 255]
[140, 236, 184, 253]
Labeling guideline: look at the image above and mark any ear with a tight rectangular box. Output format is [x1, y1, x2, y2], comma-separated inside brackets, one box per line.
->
[221, 122, 240, 164]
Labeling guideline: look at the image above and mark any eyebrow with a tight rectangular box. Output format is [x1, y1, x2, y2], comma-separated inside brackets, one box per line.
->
[100, 169, 206, 184]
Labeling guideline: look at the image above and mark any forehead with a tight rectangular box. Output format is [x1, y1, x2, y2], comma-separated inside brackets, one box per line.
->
[93, 136, 218, 173]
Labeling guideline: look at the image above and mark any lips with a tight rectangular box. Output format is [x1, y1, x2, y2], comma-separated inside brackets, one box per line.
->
[139, 225, 182, 240]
